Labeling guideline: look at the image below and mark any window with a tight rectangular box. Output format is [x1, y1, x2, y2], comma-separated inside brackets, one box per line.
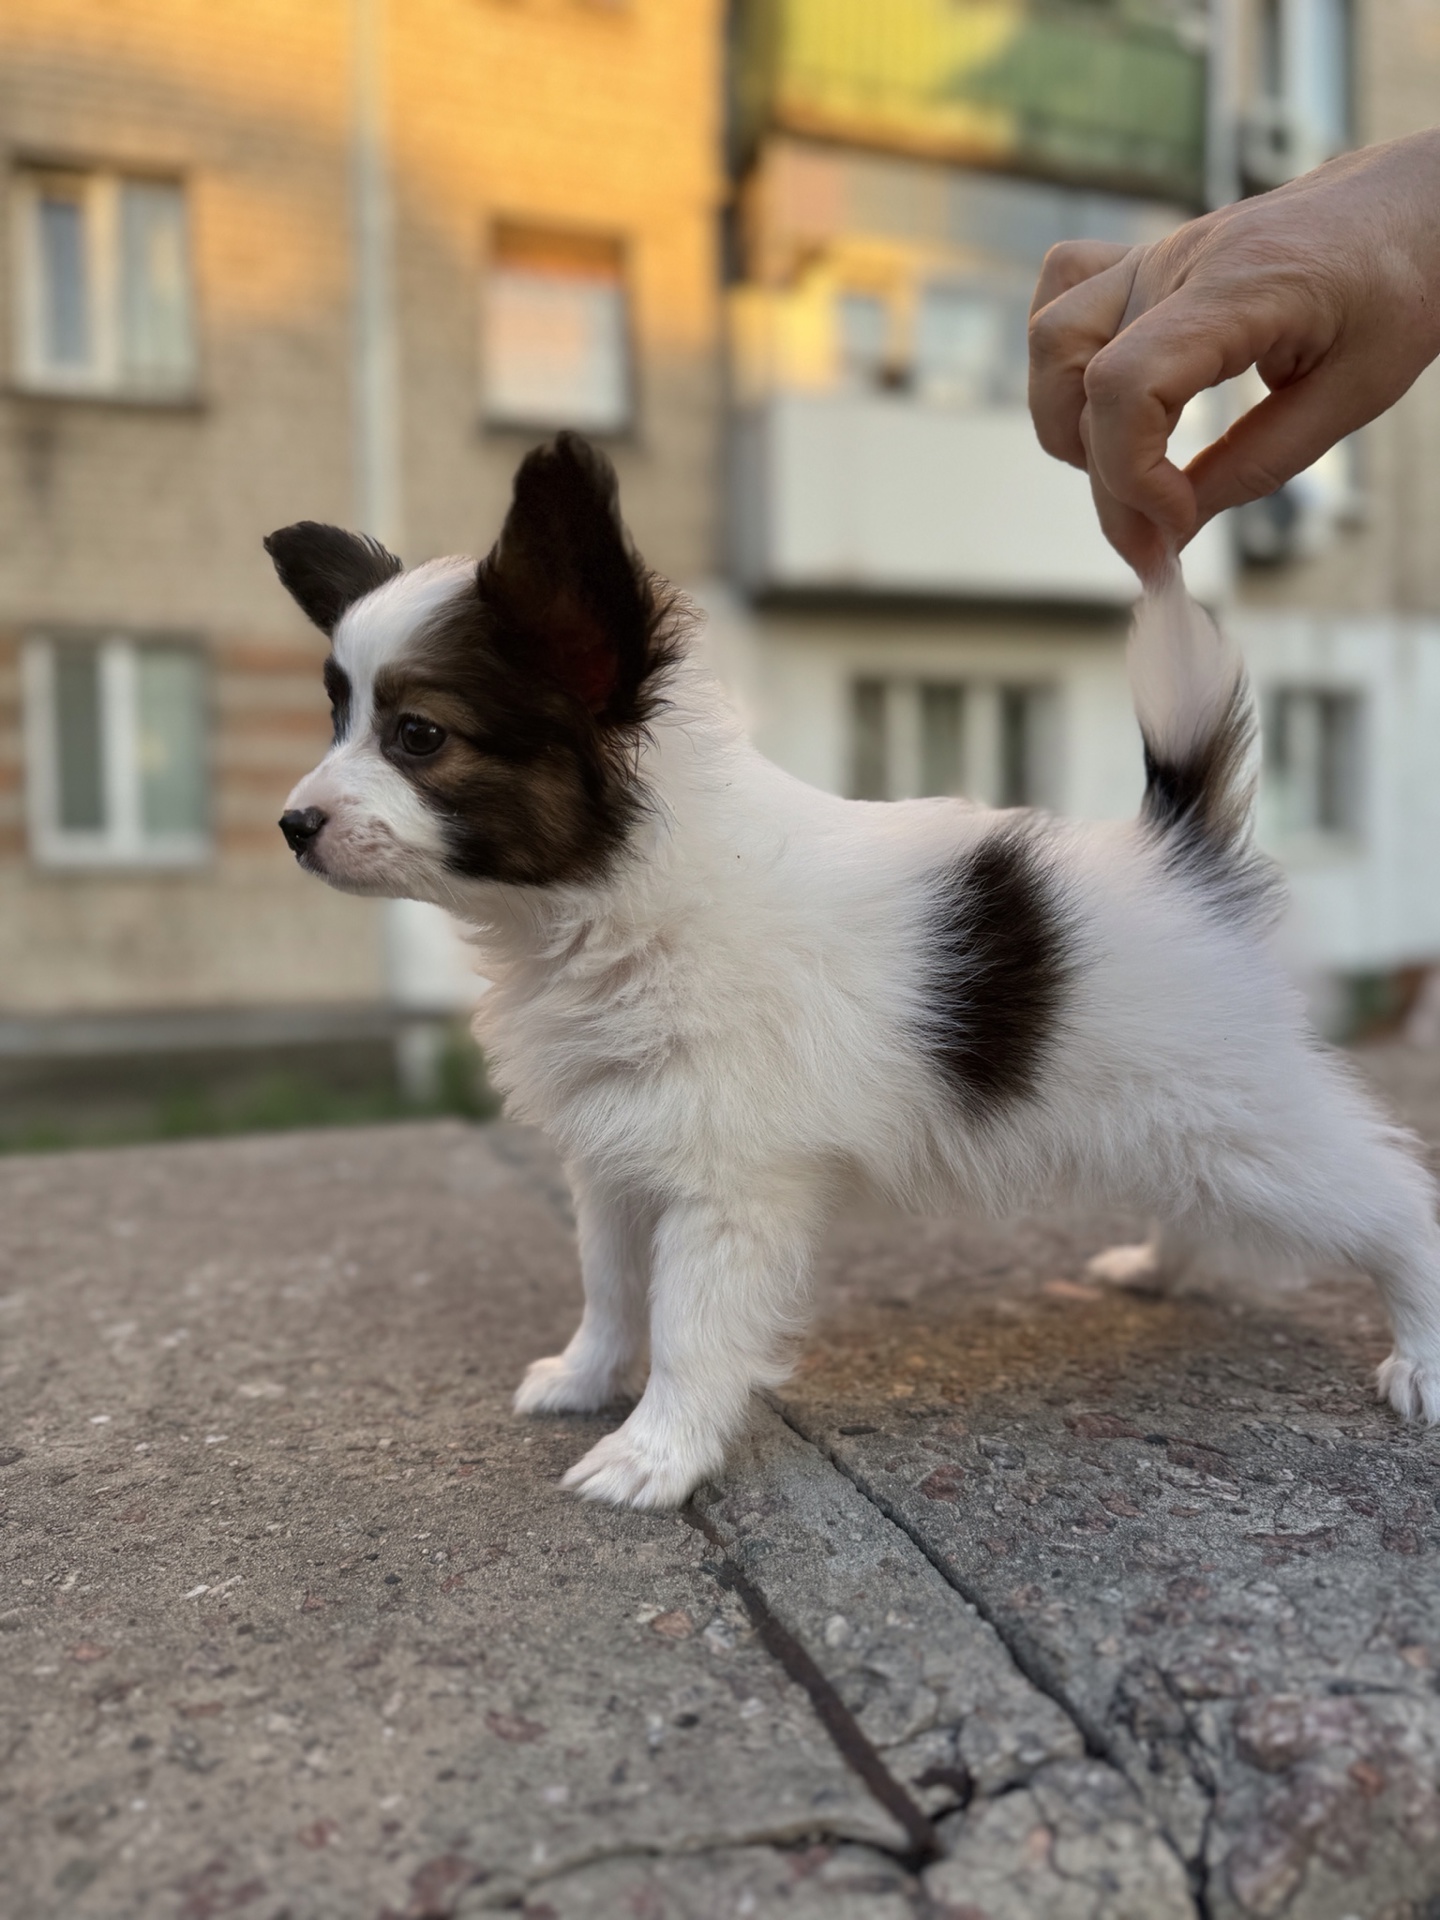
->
[483, 223, 631, 432]
[1264, 687, 1363, 840]
[1258, 0, 1284, 104]
[836, 291, 891, 391]
[1261, 0, 1352, 146]
[920, 683, 964, 798]
[1246, 0, 1352, 184]
[23, 636, 209, 866]
[830, 281, 1028, 407]
[998, 685, 1054, 809]
[13, 169, 195, 396]
[852, 679, 889, 801]
[850, 678, 1057, 807]
[915, 285, 1022, 407]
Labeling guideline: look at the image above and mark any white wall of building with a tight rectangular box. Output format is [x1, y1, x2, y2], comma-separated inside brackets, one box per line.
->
[695, 583, 1143, 819]
[1240, 613, 1440, 975]
[697, 586, 1440, 987]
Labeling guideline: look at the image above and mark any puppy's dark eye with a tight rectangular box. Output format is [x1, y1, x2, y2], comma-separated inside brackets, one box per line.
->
[397, 715, 446, 757]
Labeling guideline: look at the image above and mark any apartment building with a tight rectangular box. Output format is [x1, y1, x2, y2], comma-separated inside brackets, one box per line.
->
[0, 0, 724, 1087]
[1221, 0, 1440, 995]
[3, 0, 1438, 1106]
[717, 0, 1440, 1017]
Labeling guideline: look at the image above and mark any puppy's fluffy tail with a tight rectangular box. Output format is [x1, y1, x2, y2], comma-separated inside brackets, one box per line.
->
[1129, 570, 1275, 920]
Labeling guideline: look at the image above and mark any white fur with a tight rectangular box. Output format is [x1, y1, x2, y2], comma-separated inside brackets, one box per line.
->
[288, 576, 1440, 1507]
[1128, 567, 1244, 765]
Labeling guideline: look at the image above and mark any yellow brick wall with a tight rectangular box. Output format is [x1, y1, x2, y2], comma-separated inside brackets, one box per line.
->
[388, 0, 724, 577]
[0, 0, 724, 1017]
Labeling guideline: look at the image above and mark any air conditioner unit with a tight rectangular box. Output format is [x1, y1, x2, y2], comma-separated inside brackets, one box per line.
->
[1235, 484, 1305, 564]
[1235, 443, 1360, 566]
[1239, 101, 1318, 190]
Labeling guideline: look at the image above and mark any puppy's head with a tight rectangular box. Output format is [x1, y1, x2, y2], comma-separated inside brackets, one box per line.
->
[266, 434, 681, 901]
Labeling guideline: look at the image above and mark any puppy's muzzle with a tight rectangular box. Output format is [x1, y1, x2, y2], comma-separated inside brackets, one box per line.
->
[279, 806, 327, 855]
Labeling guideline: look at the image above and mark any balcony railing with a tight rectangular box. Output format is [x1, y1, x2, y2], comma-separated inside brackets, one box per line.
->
[733, 0, 1208, 204]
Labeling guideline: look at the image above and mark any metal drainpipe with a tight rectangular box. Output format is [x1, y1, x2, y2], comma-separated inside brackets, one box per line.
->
[352, 0, 401, 557]
[352, 0, 441, 1102]
[1206, 0, 1242, 213]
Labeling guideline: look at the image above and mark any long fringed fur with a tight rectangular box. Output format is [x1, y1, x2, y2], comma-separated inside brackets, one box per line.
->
[273, 439, 1440, 1510]
[1132, 572, 1281, 924]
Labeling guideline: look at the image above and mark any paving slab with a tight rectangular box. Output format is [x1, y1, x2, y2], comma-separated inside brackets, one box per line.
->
[695, 1415, 1195, 1918]
[501, 1843, 919, 1920]
[0, 1126, 902, 1919]
[1, 1037, 1438, 1919]
[775, 1036, 1440, 1919]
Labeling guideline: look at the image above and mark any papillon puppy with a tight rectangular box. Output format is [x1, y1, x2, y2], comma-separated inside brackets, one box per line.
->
[266, 433, 1440, 1508]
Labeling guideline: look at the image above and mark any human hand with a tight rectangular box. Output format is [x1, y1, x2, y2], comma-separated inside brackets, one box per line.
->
[1028, 130, 1440, 581]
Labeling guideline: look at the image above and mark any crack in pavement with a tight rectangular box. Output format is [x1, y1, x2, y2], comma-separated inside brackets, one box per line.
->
[467, 1833, 924, 1915]
[680, 1504, 940, 1868]
[768, 1395, 1214, 1913]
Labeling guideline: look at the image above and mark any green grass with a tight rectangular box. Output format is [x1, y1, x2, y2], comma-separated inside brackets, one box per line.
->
[0, 1024, 500, 1155]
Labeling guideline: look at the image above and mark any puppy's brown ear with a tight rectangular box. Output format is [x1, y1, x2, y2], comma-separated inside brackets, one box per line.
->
[264, 523, 403, 636]
[480, 434, 668, 724]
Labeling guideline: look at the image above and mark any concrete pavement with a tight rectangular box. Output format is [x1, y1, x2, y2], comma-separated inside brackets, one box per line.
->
[3, 1045, 1440, 1918]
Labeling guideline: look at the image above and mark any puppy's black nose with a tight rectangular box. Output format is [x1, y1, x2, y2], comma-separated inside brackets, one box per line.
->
[279, 807, 327, 853]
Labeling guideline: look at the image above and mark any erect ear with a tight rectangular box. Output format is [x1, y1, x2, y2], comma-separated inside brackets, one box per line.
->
[479, 433, 660, 722]
[263, 522, 403, 636]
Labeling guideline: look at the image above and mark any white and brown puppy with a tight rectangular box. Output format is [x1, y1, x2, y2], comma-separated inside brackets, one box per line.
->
[266, 434, 1440, 1509]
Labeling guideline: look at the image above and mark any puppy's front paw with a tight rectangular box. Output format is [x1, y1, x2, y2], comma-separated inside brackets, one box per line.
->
[560, 1416, 721, 1511]
[1377, 1351, 1440, 1424]
[513, 1354, 619, 1416]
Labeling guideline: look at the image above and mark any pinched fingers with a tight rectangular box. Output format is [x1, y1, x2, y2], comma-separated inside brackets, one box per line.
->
[1080, 417, 1187, 587]
[1028, 250, 1140, 468]
[1079, 300, 1240, 540]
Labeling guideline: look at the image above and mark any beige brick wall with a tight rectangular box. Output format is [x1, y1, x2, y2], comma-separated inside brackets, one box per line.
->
[0, 0, 724, 1018]
[1232, 0, 1440, 622]
[389, 0, 725, 581]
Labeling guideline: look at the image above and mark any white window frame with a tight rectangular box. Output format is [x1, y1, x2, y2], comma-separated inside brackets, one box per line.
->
[1260, 681, 1366, 855]
[23, 635, 210, 869]
[482, 227, 633, 435]
[12, 167, 195, 398]
[849, 676, 1061, 808]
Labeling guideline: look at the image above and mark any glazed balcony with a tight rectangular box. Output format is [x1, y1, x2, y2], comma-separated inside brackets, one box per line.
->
[731, 390, 1233, 607]
[733, 0, 1208, 205]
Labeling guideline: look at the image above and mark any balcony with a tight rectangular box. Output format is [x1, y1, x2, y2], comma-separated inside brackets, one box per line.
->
[731, 391, 1233, 607]
[733, 0, 1208, 204]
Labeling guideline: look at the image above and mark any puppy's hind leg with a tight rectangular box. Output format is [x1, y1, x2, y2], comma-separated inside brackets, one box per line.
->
[1208, 1073, 1440, 1423]
[1364, 1206, 1440, 1425]
[1321, 1185, 1440, 1424]
[514, 1164, 652, 1415]
[1292, 1132, 1440, 1423]
[1084, 1222, 1207, 1296]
